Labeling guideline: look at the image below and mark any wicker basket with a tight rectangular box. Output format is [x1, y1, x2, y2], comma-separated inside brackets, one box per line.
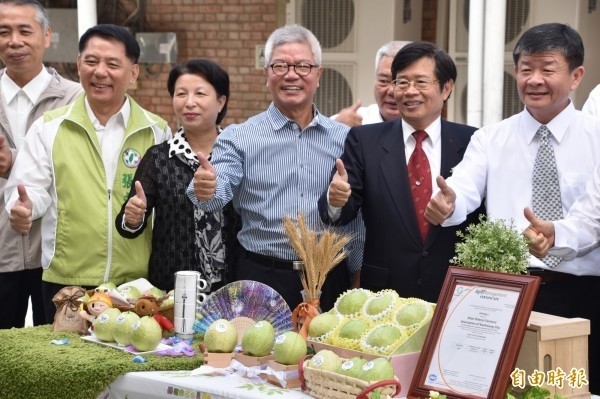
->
[159, 304, 174, 323]
[299, 355, 401, 399]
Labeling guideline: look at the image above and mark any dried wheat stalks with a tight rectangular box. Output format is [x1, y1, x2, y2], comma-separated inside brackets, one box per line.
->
[284, 214, 351, 302]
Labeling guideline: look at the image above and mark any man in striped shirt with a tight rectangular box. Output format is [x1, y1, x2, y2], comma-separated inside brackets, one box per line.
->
[187, 24, 364, 312]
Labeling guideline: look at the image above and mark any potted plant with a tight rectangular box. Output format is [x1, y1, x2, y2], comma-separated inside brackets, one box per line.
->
[451, 215, 529, 275]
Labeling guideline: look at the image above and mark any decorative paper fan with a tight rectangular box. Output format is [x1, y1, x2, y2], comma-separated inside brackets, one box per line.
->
[193, 280, 293, 336]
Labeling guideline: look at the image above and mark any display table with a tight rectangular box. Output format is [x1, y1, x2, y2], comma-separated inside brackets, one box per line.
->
[103, 371, 313, 399]
[3, 321, 596, 399]
[0, 325, 202, 399]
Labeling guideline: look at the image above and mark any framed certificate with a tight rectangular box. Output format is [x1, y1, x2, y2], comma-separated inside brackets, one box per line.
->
[408, 266, 540, 399]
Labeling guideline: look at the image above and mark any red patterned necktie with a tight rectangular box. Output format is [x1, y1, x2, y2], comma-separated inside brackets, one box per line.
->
[407, 130, 432, 242]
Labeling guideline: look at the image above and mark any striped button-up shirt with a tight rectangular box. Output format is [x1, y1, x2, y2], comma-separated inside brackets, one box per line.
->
[187, 103, 364, 271]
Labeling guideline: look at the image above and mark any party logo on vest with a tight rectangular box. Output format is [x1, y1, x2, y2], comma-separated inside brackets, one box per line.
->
[123, 148, 141, 168]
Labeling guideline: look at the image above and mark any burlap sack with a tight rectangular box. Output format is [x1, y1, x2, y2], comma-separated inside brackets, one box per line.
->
[52, 286, 87, 333]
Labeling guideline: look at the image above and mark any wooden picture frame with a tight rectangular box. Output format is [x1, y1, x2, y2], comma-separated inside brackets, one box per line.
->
[408, 266, 541, 399]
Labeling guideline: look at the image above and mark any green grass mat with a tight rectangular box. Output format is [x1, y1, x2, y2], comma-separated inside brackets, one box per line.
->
[0, 324, 203, 399]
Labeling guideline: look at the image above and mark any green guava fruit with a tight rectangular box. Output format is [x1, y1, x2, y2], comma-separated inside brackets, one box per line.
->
[357, 357, 395, 382]
[79, 292, 90, 304]
[130, 316, 163, 352]
[273, 331, 307, 365]
[242, 320, 275, 357]
[117, 285, 142, 300]
[112, 311, 140, 346]
[396, 302, 429, 326]
[308, 349, 341, 372]
[161, 298, 174, 308]
[338, 319, 370, 339]
[97, 282, 116, 291]
[92, 308, 122, 342]
[365, 293, 393, 316]
[307, 313, 339, 338]
[146, 286, 164, 299]
[365, 325, 402, 348]
[336, 289, 369, 315]
[204, 319, 238, 353]
[336, 357, 367, 378]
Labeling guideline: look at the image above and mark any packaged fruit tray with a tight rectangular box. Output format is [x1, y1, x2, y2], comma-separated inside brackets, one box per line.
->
[298, 355, 401, 399]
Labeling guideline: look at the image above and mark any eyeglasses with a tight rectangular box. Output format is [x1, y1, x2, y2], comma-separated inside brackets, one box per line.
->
[269, 62, 318, 76]
[391, 78, 440, 90]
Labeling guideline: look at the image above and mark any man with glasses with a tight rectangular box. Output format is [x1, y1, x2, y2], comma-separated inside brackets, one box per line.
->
[188, 24, 364, 312]
[425, 23, 600, 391]
[317, 41, 480, 302]
[332, 41, 409, 127]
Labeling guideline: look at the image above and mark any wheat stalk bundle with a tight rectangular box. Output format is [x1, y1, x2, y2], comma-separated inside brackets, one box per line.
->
[283, 214, 351, 302]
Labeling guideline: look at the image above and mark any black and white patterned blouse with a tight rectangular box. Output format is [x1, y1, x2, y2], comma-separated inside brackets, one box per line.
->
[116, 127, 241, 291]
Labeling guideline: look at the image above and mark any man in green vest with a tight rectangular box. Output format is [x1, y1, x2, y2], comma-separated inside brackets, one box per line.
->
[5, 24, 171, 323]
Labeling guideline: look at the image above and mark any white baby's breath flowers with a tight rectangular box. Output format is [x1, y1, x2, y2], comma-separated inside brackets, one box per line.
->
[451, 215, 529, 275]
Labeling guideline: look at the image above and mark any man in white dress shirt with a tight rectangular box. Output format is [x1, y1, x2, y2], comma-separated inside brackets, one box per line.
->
[0, 0, 81, 329]
[582, 84, 600, 116]
[332, 41, 410, 126]
[425, 23, 600, 392]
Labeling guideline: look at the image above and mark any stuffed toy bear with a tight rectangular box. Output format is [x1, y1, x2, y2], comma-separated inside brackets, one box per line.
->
[134, 295, 174, 332]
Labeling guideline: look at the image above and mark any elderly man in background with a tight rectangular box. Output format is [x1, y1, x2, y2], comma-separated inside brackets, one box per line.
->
[0, 0, 81, 329]
[332, 40, 410, 126]
[5, 24, 171, 323]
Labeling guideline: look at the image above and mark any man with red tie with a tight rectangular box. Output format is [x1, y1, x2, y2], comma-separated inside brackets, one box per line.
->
[318, 41, 482, 302]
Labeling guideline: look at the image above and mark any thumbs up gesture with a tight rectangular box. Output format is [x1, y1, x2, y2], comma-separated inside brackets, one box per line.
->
[328, 159, 351, 208]
[193, 151, 217, 201]
[10, 184, 33, 234]
[335, 100, 363, 127]
[424, 176, 457, 225]
[523, 207, 555, 258]
[0, 135, 12, 176]
[124, 181, 147, 228]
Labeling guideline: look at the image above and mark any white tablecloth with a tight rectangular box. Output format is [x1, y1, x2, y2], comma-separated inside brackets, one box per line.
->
[100, 370, 600, 399]
[102, 371, 313, 399]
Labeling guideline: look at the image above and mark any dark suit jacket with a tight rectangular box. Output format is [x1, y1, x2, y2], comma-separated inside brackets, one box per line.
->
[318, 119, 483, 303]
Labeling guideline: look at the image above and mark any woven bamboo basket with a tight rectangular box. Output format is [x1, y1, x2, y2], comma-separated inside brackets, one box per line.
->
[158, 304, 174, 323]
[299, 355, 401, 399]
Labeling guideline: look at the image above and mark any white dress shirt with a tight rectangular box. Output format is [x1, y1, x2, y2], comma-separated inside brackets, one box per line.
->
[582, 84, 600, 117]
[84, 98, 130, 190]
[442, 102, 600, 275]
[1, 67, 52, 149]
[552, 162, 600, 259]
[328, 117, 443, 220]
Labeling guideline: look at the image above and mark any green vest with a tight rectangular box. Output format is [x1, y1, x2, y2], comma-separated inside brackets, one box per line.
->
[42, 96, 168, 286]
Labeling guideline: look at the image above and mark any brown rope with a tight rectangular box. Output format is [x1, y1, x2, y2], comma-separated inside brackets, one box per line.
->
[53, 289, 86, 312]
[292, 299, 321, 339]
